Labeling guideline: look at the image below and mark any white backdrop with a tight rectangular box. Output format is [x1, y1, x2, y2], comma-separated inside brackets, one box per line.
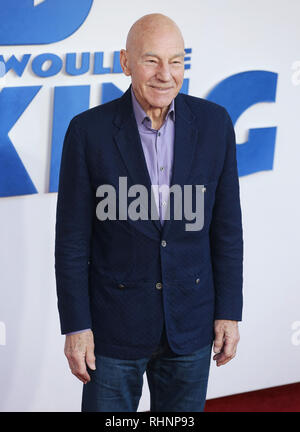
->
[0, 0, 300, 412]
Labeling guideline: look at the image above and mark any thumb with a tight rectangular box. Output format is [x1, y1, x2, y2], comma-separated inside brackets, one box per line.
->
[86, 347, 96, 370]
[213, 332, 224, 354]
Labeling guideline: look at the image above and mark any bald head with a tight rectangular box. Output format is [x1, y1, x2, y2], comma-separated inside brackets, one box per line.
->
[120, 13, 185, 114]
[126, 13, 184, 53]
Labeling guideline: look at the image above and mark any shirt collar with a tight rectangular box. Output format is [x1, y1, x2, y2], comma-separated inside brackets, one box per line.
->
[130, 86, 175, 128]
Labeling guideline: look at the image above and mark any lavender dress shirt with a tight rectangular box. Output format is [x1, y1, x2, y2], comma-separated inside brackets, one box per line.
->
[130, 86, 175, 225]
[67, 87, 175, 335]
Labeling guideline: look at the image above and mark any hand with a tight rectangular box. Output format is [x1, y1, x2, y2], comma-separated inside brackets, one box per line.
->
[213, 320, 240, 367]
[64, 329, 96, 384]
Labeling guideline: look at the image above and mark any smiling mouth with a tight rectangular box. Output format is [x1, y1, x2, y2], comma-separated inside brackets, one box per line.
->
[150, 86, 172, 91]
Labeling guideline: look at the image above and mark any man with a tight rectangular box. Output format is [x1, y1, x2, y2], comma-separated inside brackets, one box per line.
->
[55, 13, 243, 412]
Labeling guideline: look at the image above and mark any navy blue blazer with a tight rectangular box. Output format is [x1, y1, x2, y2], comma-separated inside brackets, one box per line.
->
[55, 84, 243, 359]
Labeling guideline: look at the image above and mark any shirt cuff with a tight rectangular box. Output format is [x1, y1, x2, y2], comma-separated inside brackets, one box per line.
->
[66, 328, 91, 335]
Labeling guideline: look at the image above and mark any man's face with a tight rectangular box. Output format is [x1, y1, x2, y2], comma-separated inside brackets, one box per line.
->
[121, 26, 185, 109]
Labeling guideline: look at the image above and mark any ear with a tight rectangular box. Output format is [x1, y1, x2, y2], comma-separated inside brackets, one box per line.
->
[120, 49, 131, 76]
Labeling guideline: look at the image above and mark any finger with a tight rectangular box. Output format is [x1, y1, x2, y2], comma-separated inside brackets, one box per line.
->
[224, 332, 239, 355]
[223, 339, 236, 358]
[86, 348, 96, 371]
[68, 354, 91, 383]
[216, 354, 235, 367]
[73, 365, 91, 384]
[74, 368, 91, 384]
[213, 331, 224, 354]
[213, 351, 227, 363]
[215, 343, 237, 366]
[213, 352, 224, 361]
[66, 355, 79, 377]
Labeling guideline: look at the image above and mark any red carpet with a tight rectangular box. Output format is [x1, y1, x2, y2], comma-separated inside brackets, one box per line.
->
[204, 382, 300, 412]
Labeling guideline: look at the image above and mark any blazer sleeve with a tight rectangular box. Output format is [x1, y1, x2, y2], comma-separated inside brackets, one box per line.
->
[54, 117, 94, 334]
[209, 110, 244, 321]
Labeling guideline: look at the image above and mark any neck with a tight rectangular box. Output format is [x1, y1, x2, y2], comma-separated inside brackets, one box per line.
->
[146, 106, 169, 130]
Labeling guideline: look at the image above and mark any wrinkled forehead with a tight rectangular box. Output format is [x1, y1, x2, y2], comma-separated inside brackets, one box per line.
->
[130, 25, 185, 57]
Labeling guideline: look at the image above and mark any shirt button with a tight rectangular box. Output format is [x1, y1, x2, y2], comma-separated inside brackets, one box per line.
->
[158, 132, 161, 136]
[118, 283, 125, 288]
[155, 282, 162, 290]
[195, 278, 200, 284]
[161, 240, 167, 247]
[162, 201, 167, 207]
[160, 167, 164, 171]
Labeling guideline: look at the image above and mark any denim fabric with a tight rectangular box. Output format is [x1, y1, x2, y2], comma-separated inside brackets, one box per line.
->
[81, 324, 213, 412]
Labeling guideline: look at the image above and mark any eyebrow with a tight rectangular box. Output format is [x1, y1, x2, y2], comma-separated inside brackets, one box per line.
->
[142, 52, 186, 59]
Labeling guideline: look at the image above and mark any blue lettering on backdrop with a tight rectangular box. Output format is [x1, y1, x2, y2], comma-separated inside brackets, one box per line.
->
[206, 70, 278, 177]
[0, 50, 191, 78]
[184, 48, 192, 70]
[0, 0, 94, 45]
[0, 54, 31, 77]
[31, 53, 63, 77]
[0, 1, 278, 196]
[0, 86, 42, 197]
[113, 52, 123, 74]
[0, 71, 278, 197]
[66, 53, 91, 76]
[101, 83, 123, 105]
[93, 52, 111, 75]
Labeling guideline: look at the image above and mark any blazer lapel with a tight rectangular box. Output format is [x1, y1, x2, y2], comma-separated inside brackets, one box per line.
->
[161, 94, 199, 239]
[113, 86, 162, 233]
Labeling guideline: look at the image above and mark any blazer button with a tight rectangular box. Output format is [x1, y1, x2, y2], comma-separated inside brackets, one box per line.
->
[195, 278, 200, 284]
[161, 240, 167, 247]
[118, 283, 125, 288]
[155, 282, 162, 290]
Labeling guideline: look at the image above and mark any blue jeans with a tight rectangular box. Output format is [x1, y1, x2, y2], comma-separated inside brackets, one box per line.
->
[81, 324, 212, 412]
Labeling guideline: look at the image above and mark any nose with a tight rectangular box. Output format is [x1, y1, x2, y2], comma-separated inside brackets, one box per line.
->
[156, 62, 172, 82]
